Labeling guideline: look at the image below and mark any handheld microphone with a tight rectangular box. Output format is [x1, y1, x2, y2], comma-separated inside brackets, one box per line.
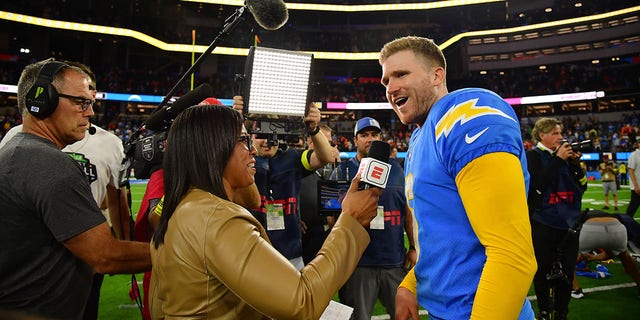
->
[357, 140, 391, 190]
[246, 0, 289, 30]
[88, 125, 96, 135]
[144, 83, 213, 131]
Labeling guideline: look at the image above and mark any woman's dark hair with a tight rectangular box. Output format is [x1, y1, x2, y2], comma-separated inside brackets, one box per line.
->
[153, 104, 243, 247]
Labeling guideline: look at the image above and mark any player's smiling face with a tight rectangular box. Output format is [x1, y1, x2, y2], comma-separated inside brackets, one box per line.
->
[381, 50, 440, 127]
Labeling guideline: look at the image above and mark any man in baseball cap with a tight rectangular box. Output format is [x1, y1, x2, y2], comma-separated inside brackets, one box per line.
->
[331, 116, 416, 320]
[354, 117, 382, 136]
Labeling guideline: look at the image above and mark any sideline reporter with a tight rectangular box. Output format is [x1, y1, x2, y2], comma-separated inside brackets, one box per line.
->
[150, 105, 382, 319]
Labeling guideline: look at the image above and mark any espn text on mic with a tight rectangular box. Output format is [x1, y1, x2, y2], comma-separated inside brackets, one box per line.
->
[357, 140, 391, 189]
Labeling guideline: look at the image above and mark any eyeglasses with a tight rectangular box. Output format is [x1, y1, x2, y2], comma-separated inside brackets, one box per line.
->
[58, 93, 95, 111]
[237, 135, 253, 151]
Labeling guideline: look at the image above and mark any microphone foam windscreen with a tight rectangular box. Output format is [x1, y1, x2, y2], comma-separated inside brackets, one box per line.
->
[145, 83, 213, 131]
[368, 140, 390, 163]
[246, 0, 289, 30]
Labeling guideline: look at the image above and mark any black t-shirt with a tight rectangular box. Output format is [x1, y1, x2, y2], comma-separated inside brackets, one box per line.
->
[0, 133, 105, 319]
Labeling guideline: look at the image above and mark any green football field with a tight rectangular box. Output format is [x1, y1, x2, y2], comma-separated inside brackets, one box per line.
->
[97, 182, 640, 319]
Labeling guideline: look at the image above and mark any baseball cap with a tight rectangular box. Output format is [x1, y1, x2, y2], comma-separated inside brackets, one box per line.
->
[354, 117, 381, 136]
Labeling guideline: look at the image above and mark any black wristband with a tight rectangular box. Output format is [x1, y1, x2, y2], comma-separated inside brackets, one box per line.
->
[408, 245, 416, 251]
[308, 126, 320, 136]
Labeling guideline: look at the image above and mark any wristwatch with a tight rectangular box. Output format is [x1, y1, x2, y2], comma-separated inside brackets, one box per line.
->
[308, 126, 320, 136]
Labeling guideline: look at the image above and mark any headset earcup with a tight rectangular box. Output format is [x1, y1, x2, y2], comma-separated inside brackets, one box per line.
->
[25, 61, 66, 118]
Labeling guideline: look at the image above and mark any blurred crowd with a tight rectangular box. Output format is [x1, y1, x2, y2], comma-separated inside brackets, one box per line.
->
[522, 114, 640, 153]
[4, 0, 636, 53]
[2, 57, 638, 103]
[1, 1, 639, 153]
[4, 98, 640, 158]
[1, 57, 640, 152]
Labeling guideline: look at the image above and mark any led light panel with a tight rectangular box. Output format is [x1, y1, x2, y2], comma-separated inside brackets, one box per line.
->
[244, 46, 313, 117]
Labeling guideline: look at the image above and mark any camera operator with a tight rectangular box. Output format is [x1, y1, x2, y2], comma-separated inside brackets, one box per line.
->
[526, 117, 588, 320]
[241, 97, 335, 271]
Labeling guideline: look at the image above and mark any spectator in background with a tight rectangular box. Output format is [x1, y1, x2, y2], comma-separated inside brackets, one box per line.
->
[389, 145, 405, 167]
[527, 117, 587, 320]
[626, 142, 640, 218]
[330, 116, 416, 320]
[599, 154, 619, 211]
[593, 136, 602, 152]
[0, 58, 150, 319]
[619, 161, 628, 186]
[389, 145, 398, 158]
[380, 36, 536, 320]
[149, 104, 382, 319]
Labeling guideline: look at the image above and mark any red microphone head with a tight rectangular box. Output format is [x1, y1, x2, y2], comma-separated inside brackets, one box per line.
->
[200, 97, 222, 105]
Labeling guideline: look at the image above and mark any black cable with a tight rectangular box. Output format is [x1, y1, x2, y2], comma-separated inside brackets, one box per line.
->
[114, 176, 145, 318]
[131, 274, 144, 318]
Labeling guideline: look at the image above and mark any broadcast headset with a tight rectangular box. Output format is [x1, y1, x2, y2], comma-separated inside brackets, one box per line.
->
[25, 60, 69, 118]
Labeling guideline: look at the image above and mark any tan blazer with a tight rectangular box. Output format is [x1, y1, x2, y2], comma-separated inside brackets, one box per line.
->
[150, 188, 370, 319]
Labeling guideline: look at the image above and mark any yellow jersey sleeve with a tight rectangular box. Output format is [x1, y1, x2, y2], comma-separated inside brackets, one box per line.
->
[456, 152, 537, 319]
[398, 267, 417, 295]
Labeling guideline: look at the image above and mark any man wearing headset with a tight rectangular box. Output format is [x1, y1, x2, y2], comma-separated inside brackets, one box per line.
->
[0, 58, 151, 319]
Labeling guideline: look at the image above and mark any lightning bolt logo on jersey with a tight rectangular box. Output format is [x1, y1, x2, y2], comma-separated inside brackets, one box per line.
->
[434, 97, 516, 143]
[405, 88, 530, 319]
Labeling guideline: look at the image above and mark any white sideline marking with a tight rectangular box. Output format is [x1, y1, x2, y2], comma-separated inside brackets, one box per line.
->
[369, 282, 636, 319]
[372, 309, 429, 320]
[527, 282, 636, 301]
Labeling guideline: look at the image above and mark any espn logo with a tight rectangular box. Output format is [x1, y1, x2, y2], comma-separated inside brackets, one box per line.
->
[360, 159, 391, 188]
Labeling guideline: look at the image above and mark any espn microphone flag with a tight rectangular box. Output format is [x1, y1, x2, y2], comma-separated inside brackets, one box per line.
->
[358, 140, 391, 189]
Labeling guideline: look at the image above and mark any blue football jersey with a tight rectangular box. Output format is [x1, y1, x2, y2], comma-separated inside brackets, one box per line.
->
[406, 88, 532, 319]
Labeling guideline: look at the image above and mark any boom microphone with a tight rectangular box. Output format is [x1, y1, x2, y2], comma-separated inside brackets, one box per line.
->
[357, 140, 391, 190]
[246, 0, 289, 30]
[88, 125, 96, 135]
[144, 83, 213, 131]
